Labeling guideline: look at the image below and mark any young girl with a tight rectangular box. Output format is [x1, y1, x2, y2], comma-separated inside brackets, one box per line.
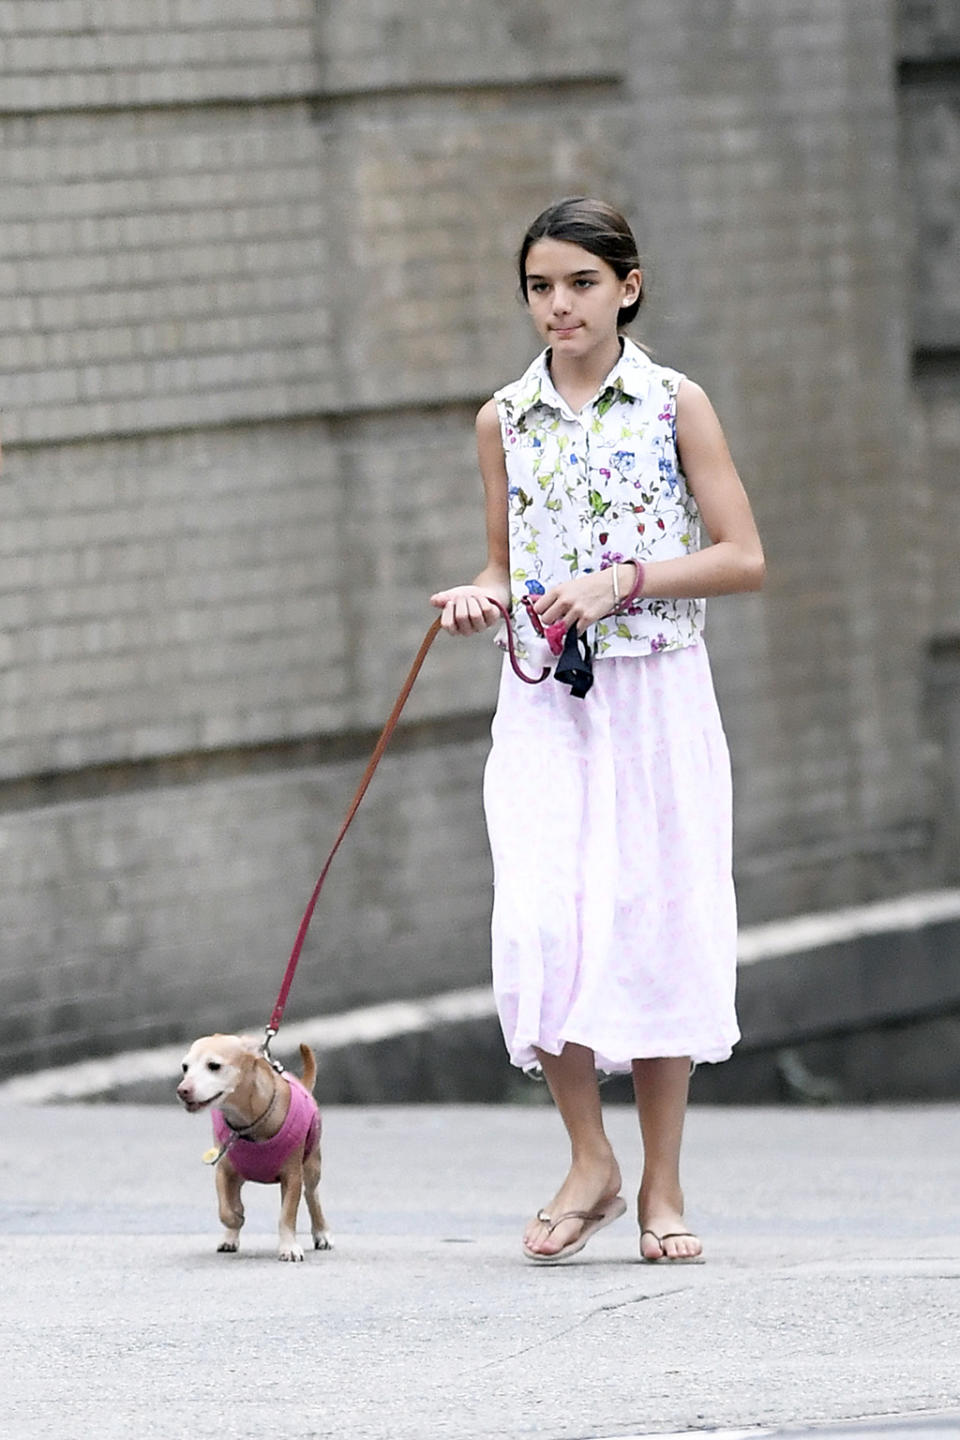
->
[431, 198, 764, 1264]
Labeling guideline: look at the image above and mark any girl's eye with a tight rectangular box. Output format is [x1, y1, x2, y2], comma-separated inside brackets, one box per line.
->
[529, 282, 549, 294]
[575, 279, 595, 289]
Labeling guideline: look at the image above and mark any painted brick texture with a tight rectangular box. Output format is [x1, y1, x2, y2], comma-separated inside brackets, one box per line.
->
[0, 106, 336, 444]
[627, 0, 937, 916]
[900, 0, 960, 57]
[312, 0, 622, 90]
[0, 738, 494, 1071]
[0, 411, 500, 778]
[903, 88, 960, 350]
[899, 4, 960, 655]
[0, 0, 319, 109]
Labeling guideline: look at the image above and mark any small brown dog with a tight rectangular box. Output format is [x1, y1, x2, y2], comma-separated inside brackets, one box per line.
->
[177, 1033, 331, 1262]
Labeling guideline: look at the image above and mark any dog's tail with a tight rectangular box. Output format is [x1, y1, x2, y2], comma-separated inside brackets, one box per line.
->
[299, 1042, 317, 1093]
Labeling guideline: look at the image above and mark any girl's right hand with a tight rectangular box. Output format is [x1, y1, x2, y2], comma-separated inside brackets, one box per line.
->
[430, 585, 504, 636]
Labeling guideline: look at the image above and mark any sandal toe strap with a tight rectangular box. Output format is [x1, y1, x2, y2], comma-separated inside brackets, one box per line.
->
[537, 1207, 602, 1235]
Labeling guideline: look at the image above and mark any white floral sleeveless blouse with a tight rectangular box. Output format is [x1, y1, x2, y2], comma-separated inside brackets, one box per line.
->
[494, 338, 704, 660]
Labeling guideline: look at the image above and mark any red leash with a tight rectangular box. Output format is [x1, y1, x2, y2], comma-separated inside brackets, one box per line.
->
[261, 599, 547, 1056]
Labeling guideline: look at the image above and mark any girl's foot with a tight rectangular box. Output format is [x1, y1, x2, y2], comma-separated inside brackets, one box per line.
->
[524, 1154, 622, 1258]
[637, 1189, 703, 1262]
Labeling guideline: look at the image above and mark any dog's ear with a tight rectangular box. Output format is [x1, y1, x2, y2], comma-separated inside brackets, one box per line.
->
[238, 1034, 262, 1056]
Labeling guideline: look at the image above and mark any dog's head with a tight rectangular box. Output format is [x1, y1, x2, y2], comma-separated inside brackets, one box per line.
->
[176, 1033, 260, 1113]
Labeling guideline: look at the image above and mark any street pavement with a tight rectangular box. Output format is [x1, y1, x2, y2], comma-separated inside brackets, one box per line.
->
[0, 1099, 958, 1440]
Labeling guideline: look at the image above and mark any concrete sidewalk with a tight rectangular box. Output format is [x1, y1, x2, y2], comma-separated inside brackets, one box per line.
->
[1, 1101, 958, 1440]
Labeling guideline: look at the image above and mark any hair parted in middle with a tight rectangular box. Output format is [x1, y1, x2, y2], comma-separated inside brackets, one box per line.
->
[517, 197, 645, 327]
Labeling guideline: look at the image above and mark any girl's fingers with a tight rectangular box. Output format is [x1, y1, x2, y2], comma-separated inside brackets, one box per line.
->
[451, 594, 476, 630]
[436, 589, 496, 635]
[459, 594, 495, 632]
[536, 575, 611, 632]
[536, 593, 576, 629]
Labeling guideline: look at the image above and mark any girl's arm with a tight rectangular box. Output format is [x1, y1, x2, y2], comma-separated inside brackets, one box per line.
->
[431, 399, 512, 636]
[635, 378, 765, 598]
[535, 379, 764, 631]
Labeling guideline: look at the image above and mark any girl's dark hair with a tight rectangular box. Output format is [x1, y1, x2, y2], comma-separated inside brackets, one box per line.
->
[518, 197, 644, 327]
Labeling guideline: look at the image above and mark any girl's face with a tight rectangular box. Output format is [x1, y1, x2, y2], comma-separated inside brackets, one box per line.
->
[523, 238, 641, 357]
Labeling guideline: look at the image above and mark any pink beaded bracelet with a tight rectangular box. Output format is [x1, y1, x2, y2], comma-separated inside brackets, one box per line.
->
[610, 559, 645, 614]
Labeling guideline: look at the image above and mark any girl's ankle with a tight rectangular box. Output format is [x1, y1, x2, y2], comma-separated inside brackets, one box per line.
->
[638, 1180, 684, 1211]
[568, 1151, 621, 1194]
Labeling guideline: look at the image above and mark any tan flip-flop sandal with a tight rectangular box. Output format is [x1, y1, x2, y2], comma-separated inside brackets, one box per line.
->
[522, 1194, 627, 1263]
[639, 1227, 705, 1264]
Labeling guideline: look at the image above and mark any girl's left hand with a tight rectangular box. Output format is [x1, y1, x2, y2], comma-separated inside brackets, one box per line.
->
[430, 584, 505, 636]
[534, 569, 622, 635]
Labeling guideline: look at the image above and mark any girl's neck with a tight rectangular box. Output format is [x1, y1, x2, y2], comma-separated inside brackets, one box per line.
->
[547, 334, 623, 413]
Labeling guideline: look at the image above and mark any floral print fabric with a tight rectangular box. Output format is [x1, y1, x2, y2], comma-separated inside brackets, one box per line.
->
[494, 339, 704, 660]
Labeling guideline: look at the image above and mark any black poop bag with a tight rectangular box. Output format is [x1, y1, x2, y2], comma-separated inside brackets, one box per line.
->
[553, 624, 594, 699]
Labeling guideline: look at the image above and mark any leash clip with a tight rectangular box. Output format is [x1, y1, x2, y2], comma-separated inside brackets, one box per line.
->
[259, 1026, 286, 1074]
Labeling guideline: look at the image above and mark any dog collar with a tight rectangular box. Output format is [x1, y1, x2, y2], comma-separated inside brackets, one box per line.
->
[225, 1086, 279, 1139]
[201, 1087, 278, 1166]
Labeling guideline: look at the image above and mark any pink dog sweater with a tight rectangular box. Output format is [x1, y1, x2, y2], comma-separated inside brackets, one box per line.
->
[212, 1074, 320, 1184]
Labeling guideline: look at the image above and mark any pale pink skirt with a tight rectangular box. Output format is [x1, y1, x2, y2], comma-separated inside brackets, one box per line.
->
[483, 643, 739, 1072]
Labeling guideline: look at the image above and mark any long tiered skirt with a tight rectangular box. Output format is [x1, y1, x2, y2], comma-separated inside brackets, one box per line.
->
[483, 643, 739, 1072]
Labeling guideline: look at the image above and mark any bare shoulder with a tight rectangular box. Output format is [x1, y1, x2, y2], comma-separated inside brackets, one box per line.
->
[675, 377, 734, 463]
[675, 377, 719, 427]
[476, 396, 500, 436]
[476, 398, 505, 474]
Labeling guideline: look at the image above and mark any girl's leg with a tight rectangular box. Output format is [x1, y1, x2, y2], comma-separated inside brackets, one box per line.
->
[632, 1055, 702, 1260]
[524, 1041, 623, 1256]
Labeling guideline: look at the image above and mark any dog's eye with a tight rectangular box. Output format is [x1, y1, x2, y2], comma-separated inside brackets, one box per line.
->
[181, 1063, 187, 1074]
[206, 1061, 221, 1072]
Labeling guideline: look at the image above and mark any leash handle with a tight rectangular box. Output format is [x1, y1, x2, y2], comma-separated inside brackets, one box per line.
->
[488, 596, 551, 685]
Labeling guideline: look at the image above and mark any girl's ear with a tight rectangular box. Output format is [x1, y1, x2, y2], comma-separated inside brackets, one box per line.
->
[621, 267, 643, 307]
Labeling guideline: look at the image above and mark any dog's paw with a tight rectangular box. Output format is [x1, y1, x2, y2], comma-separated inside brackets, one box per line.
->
[217, 1241, 239, 1254]
[278, 1244, 305, 1262]
[314, 1231, 333, 1251]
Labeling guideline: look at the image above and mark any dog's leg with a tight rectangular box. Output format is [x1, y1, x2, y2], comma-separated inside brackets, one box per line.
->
[215, 1159, 245, 1254]
[303, 1147, 332, 1251]
[277, 1156, 305, 1262]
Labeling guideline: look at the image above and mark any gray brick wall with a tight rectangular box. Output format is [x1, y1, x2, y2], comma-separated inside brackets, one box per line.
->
[627, 0, 936, 915]
[903, 87, 960, 351]
[315, 93, 622, 412]
[1, 106, 335, 444]
[920, 378, 960, 640]
[900, 0, 960, 57]
[312, 0, 622, 89]
[0, 411, 501, 778]
[0, 737, 494, 1071]
[0, 0, 318, 110]
[898, 0, 960, 638]
[0, 0, 955, 1071]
